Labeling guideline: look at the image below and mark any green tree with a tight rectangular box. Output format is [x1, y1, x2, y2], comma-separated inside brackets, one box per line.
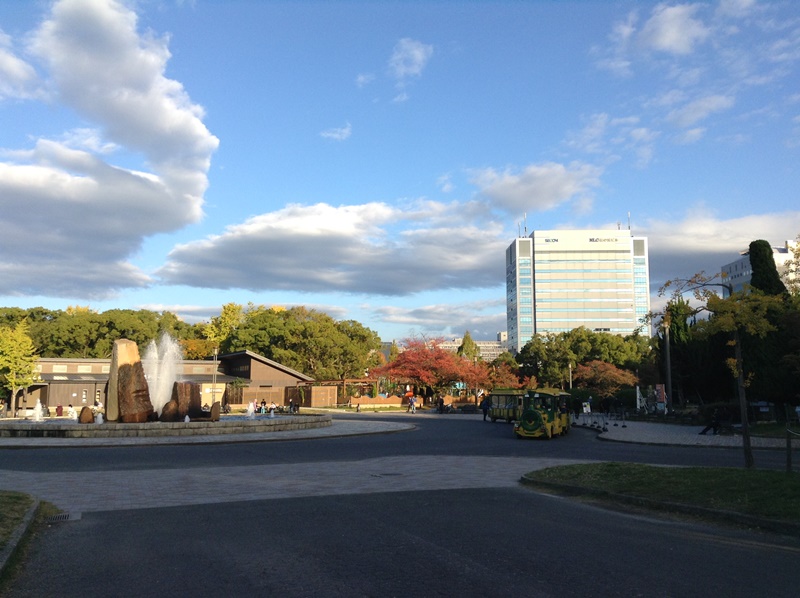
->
[39, 309, 100, 358]
[388, 341, 400, 362]
[517, 334, 551, 385]
[519, 327, 651, 390]
[0, 320, 39, 416]
[456, 331, 480, 361]
[333, 319, 382, 379]
[204, 302, 245, 351]
[748, 240, 788, 297]
[225, 305, 380, 380]
[225, 306, 282, 357]
[663, 272, 785, 468]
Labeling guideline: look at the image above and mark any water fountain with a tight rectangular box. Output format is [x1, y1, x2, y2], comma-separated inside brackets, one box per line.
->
[32, 399, 44, 422]
[142, 331, 183, 417]
[0, 336, 332, 439]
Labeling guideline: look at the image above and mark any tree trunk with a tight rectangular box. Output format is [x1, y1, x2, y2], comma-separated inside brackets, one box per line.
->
[734, 331, 754, 468]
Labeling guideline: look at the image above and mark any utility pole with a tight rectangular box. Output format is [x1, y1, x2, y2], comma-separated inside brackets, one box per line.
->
[663, 315, 672, 413]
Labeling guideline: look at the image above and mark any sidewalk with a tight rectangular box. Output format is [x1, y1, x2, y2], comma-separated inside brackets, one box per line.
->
[585, 418, 789, 449]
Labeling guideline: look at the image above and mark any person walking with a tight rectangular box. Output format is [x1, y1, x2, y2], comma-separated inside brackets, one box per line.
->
[699, 408, 720, 435]
[481, 396, 491, 421]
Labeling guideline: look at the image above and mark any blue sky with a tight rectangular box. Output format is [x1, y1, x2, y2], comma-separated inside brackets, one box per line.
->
[1, 0, 799, 342]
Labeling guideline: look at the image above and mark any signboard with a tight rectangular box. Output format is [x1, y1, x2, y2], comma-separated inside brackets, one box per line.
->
[655, 384, 666, 403]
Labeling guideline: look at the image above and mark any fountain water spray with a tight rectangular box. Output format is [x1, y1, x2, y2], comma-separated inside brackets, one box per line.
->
[142, 332, 183, 416]
[32, 399, 44, 422]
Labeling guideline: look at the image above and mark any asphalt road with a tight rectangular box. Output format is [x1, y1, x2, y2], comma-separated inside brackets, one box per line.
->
[3, 414, 799, 598]
[1, 413, 791, 472]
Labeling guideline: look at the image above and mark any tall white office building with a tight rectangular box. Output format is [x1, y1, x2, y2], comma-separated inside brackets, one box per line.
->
[506, 229, 650, 353]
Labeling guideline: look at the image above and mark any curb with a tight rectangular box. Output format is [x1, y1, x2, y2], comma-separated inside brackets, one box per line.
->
[0, 420, 415, 449]
[0, 499, 40, 580]
[519, 475, 800, 536]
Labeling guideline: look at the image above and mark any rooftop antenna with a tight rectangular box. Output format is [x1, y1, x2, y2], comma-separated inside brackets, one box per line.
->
[627, 212, 631, 230]
[524, 212, 528, 236]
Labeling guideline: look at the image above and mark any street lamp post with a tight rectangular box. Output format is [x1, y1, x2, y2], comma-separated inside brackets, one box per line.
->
[212, 347, 218, 407]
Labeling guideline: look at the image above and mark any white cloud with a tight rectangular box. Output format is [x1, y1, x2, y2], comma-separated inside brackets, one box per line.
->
[355, 73, 374, 87]
[647, 89, 689, 108]
[566, 113, 658, 166]
[641, 207, 800, 288]
[0, 0, 218, 298]
[639, 3, 710, 55]
[716, 0, 757, 19]
[472, 162, 603, 215]
[156, 200, 509, 295]
[673, 127, 706, 144]
[371, 299, 507, 340]
[566, 113, 612, 154]
[60, 127, 118, 154]
[320, 122, 352, 141]
[389, 38, 433, 80]
[0, 30, 42, 99]
[593, 11, 638, 77]
[666, 94, 735, 127]
[29, 0, 219, 203]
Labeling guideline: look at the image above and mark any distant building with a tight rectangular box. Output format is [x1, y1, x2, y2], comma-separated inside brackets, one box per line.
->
[380, 333, 509, 363]
[506, 229, 650, 353]
[438, 333, 508, 362]
[721, 239, 797, 296]
[12, 351, 324, 413]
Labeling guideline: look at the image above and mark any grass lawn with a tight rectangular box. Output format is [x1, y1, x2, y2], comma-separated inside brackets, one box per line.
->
[751, 422, 800, 438]
[0, 493, 60, 589]
[0, 492, 34, 552]
[524, 462, 800, 523]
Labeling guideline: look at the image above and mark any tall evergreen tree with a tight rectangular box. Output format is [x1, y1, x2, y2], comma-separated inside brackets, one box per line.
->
[748, 239, 788, 297]
[456, 331, 480, 361]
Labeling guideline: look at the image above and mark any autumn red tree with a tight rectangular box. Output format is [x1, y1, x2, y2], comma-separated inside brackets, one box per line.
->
[372, 338, 470, 395]
[488, 362, 526, 389]
[572, 360, 637, 399]
[460, 359, 491, 403]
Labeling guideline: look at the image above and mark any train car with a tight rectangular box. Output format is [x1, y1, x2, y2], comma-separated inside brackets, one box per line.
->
[488, 388, 527, 423]
[513, 388, 571, 439]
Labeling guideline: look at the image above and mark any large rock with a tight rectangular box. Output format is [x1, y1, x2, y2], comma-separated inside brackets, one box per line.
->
[160, 399, 181, 422]
[78, 406, 95, 424]
[109, 339, 154, 423]
[160, 383, 203, 421]
[175, 381, 203, 418]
